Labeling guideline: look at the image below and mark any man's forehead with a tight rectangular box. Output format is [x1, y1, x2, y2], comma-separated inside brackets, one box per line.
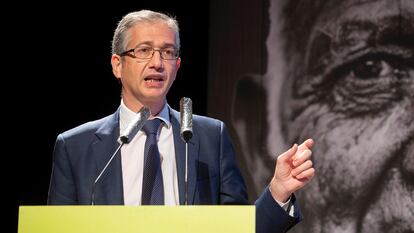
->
[316, 0, 398, 26]
[128, 22, 177, 47]
[315, 0, 410, 29]
[309, 0, 414, 49]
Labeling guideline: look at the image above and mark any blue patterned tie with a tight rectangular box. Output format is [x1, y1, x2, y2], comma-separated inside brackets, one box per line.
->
[141, 119, 164, 205]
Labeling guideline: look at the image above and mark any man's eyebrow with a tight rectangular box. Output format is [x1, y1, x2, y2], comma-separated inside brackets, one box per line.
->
[307, 20, 379, 68]
[335, 15, 414, 46]
[305, 15, 414, 77]
[133, 42, 178, 49]
[375, 15, 414, 48]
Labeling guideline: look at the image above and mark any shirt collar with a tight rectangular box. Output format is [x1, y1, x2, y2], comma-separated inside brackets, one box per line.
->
[119, 99, 171, 132]
[153, 103, 171, 129]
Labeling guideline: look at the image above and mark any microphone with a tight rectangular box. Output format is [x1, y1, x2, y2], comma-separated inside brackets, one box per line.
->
[180, 97, 193, 205]
[91, 106, 150, 205]
[180, 97, 193, 142]
[119, 106, 150, 143]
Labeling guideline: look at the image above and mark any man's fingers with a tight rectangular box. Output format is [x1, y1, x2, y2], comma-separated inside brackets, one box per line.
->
[292, 160, 313, 177]
[298, 138, 314, 151]
[293, 149, 312, 167]
[295, 167, 315, 180]
[277, 144, 298, 162]
[305, 138, 314, 148]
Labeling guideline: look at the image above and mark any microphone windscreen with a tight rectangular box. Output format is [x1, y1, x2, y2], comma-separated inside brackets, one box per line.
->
[119, 106, 150, 143]
[180, 97, 193, 142]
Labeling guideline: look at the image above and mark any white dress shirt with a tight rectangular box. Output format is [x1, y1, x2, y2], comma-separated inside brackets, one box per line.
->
[120, 101, 179, 205]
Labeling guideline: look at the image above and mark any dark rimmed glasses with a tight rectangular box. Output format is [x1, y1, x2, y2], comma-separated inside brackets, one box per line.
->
[119, 46, 179, 60]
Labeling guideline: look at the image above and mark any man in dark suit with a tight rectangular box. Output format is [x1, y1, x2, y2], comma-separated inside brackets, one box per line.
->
[48, 10, 315, 233]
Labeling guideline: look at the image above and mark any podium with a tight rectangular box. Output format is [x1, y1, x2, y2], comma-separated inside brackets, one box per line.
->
[18, 206, 255, 233]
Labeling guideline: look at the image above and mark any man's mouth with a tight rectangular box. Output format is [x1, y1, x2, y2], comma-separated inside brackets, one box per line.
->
[144, 77, 164, 82]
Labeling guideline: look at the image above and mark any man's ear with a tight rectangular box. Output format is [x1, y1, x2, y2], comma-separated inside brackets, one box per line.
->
[111, 54, 122, 79]
[176, 57, 181, 69]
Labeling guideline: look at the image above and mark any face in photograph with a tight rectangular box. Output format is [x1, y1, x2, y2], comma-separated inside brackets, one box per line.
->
[265, 0, 414, 232]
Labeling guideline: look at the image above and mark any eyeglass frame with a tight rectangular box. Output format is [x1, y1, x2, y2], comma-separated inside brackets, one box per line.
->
[118, 46, 180, 60]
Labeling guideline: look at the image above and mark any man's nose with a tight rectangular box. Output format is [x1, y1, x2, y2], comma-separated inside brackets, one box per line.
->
[148, 50, 164, 70]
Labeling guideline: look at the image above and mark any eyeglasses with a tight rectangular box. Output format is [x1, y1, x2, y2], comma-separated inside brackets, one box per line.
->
[119, 46, 179, 60]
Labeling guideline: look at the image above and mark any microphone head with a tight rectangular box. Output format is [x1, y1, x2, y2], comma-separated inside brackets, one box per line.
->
[180, 97, 193, 142]
[119, 106, 150, 143]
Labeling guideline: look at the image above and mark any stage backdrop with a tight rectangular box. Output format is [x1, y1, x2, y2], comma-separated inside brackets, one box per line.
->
[208, 0, 414, 232]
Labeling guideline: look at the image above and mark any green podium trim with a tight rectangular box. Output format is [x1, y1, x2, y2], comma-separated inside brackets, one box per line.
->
[19, 205, 255, 233]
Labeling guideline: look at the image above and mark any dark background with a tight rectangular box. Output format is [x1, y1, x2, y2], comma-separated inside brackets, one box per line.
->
[8, 0, 267, 232]
[8, 1, 209, 232]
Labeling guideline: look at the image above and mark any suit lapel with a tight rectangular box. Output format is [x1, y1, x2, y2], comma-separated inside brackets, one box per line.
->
[169, 107, 199, 205]
[91, 109, 124, 204]
[90, 106, 200, 205]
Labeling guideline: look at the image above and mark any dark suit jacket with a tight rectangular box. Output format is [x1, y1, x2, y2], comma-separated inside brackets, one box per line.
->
[48, 106, 302, 233]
